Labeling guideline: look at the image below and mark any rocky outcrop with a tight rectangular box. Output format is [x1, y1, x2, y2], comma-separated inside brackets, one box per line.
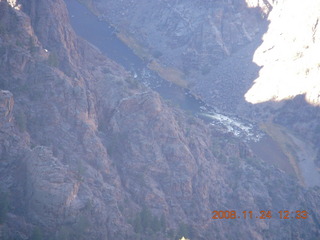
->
[0, 0, 320, 240]
[83, 0, 320, 188]
[0, 90, 13, 128]
[243, 0, 320, 176]
[78, 0, 273, 112]
[87, 0, 267, 74]
[245, 0, 320, 106]
[245, 0, 275, 14]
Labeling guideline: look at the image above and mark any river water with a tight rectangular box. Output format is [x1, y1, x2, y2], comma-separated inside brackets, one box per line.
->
[63, 0, 320, 189]
[64, 0, 320, 187]
[65, 0, 264, 142]
[65, 0, 209, 112]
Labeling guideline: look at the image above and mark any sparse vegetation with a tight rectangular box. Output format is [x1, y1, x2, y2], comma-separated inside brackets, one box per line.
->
[167, 228, 175, 238]
[102, 67, 111, 74]
[148, 60, 188, 88]
[55, 215, 90, 240]
[152, 50, 163, 59]
[30, 227, 43, 240]
[129, 209, 192, 240]
[28, 37, 37, 53]
[75, 161, 86, 181]
[125, 77, 139, 89]
[48, 52, 59, 67]
[0, 23, 7, 35]
[175, 223, 192, 240]
[185, 127, 190, 136]
[130, 207, 166, 235]
[260, 122, 302, 179]
[0, 76, 6, 89]
[116, 31, 150, 61]
[15, 40, 23, 47]
[15, 110, 27, 132]
[0, 46, 6, 56]
[107, 132, 128, 158]
[0, 192, 8, 224]
[211, 141, 221, 157]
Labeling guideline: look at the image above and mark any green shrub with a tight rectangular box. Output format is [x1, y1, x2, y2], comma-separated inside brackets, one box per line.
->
[174, 223, 194, 240]
[102, 68, 111, 74]
[131, 207, 165, 235]
[0, 192, 8, 224]
[125, 77, 139, 89]
[47, 52, 59, 67]
[167, 229, 175, 238]
[30, 227, 43, 240]
[15, 40, 23, 47]
[55, 215, 90, 240]
[15, 110, 27, 132]
[0, 24, 7, 35]
[176, 223, 189, 240]
[55, 226, 71, 240]
[152, 50, 163, 59]
[0, 46, 6, 56]
[28, 37, 38, 53]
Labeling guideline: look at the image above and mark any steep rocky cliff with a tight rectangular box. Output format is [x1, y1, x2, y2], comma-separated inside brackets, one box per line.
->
[81, 0, 320, 112]
[244, 0, 320, 175]
[79, 0, 275, 111]
[0, 0, 320, 240]
[245, 0, 320, 106]
[82, 0, 320, 185]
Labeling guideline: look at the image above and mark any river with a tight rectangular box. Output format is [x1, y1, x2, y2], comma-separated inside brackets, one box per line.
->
[65, 0, 209, 113]
[64, 0, 320, 187]
[65, 0, 263, 141]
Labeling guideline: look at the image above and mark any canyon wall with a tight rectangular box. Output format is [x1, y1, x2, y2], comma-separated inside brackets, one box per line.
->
[0, 0, 319, 239]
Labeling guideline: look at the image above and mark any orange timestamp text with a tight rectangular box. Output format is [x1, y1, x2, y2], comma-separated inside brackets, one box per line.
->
[211, 210, 309, 220]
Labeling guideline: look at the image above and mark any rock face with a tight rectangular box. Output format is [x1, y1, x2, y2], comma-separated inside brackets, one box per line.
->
[0, 91, 13, 128]
[0, 0, 320, 240]
[83, 0, 320, 185]
[245, 0, 320, 106]
[243, 0, 320, 173]
[81, 0, 274, 112]
[87, 0, 268, 73]
[83, 0, 320, 112]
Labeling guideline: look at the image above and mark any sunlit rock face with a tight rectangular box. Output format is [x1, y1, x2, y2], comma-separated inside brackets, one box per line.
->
[6, 0, 17, 7]
[245, 0, 320, 106]
[245, 0, 275, 15]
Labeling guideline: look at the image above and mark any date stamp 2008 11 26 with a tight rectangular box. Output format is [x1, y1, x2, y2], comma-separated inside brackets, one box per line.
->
[211, 210, 309, 220]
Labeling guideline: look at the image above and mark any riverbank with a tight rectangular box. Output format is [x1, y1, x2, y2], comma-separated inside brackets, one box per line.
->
[66, 0, 320, 187]
[258, 122, 320, 187]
